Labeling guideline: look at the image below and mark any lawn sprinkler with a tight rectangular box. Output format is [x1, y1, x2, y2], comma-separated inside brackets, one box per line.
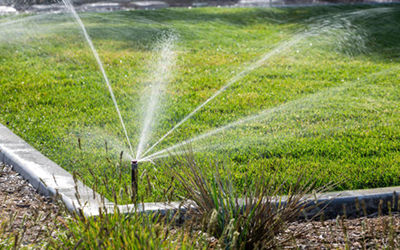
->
[131, 160, 138, 201]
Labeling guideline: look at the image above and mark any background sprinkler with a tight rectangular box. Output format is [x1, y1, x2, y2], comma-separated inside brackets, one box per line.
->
[131, 160, 138, 202]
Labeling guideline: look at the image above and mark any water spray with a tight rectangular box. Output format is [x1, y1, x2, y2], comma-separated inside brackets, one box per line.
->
[142, 34, 306, 158]
[131, 160, 138, 202]
[62, 0, 134, 157]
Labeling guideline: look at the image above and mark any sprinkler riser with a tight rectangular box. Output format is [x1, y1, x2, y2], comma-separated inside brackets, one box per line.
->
[131, 160, 138, 201]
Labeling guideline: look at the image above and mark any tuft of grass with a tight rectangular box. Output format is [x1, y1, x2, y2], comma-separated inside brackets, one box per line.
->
[164, 150, 327, 249]
[47, 210, 207, 249]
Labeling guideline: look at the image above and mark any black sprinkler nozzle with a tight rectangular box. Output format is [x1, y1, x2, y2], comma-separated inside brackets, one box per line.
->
[131, 160, 138, 170]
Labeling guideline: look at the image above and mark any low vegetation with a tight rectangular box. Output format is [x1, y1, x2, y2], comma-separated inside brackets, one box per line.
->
[0, 157, 332, 249]
[164, 152, 327, 249]
[2, 158, 400, 249]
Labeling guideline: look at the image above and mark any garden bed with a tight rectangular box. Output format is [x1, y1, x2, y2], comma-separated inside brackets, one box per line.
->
[2, 161, 400, 248]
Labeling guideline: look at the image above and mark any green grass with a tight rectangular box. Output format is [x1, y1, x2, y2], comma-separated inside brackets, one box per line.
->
[1, 5, 400, 202]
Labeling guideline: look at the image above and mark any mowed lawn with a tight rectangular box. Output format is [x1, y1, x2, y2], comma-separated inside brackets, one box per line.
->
[1, 5, 400, 202]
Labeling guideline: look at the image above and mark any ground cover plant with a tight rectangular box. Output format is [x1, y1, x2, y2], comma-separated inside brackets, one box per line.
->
[165, 152, 328, 249]
[0, 4, 400, 202]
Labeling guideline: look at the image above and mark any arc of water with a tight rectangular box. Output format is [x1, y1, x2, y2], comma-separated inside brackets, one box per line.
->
[141, 66, 396, 162]
[141, 7, 395, 158]
[141, 33, 309, 158]
[62, 0, 134, 157]
[142, 103, 282, 161]
[136, 35, 176, 160]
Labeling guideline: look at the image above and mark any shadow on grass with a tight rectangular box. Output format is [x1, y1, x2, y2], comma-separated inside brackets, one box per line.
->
[81, 4, 400, 60]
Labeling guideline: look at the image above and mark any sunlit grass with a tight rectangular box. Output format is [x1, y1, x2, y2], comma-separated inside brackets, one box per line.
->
[1, 5, 400, 202]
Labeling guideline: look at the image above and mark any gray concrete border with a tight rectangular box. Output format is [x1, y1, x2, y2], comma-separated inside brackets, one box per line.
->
[0, 123, 191, 217]
[0, 123, 112, 216]
[1, 122, 399, 219]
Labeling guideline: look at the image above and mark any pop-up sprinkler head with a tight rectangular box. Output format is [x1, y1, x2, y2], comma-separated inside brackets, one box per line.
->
[131, 160, 139, 202]
[131, 160, 138, 169]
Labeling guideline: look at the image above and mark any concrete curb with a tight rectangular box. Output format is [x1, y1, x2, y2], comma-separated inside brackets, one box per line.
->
[0, 123, 112, 216]
[1, 122, 399, 219]
[304, 187, 400, 219]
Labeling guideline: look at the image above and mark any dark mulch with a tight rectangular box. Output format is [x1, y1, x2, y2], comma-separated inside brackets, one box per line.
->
[281, 213, 400, 249]
[0, 163, 63, 247]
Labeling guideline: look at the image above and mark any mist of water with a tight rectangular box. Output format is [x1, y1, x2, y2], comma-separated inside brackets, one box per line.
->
[61, 0, 134, 158]
[141, 32, 310, 158]
[0, 13, 53, 28]
[142, 142, 228, 161]
[141, 7, 392, 159]
[0, 13, 72, 45]
[6, 5, 392, 164]
[136, 34, 177, 160]
[70, 126, 133, 160]
[141, 66, 396, 161]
